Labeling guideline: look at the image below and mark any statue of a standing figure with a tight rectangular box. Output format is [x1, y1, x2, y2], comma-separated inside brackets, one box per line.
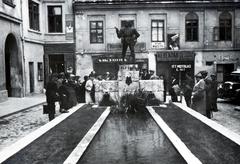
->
[115, 22, 140, 62]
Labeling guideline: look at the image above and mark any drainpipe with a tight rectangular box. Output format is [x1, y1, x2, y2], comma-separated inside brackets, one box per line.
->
[20, 0, 26, 97]
[73, 1, 77, 76]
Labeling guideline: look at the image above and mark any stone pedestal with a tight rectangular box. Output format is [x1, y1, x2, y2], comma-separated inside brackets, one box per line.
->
[95, 64, 164, 104]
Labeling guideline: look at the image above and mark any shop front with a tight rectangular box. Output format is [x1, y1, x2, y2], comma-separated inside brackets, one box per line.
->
[92, 53, 148, 80]
[155, 51, 195, 91]
[44, 43, 75, 84]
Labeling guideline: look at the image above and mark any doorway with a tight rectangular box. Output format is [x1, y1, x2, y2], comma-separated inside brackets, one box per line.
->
[217, 64, 234, 82]
[5, 34, 22, 97]
[29, 62, 34, 93]
[156, 61, 194, 91]
[49, 55, 65, 74]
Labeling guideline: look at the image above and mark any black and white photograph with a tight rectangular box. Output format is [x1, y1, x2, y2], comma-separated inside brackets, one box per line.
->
[0, 0, 240, 163]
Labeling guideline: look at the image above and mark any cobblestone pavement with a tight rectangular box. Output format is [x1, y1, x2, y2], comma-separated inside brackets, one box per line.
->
[0, 103, 61, 151]
[212, 99, 240, 136]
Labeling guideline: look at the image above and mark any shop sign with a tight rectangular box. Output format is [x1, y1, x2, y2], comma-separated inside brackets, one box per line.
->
[156, 51, 194, 61]
[171, 64, 191, 71]
[151, 42, 165, 49]
[96, 58, 127, 63]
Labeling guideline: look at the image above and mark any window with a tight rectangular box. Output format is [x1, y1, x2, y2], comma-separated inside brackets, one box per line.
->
[38, 62, 43, 81]
[185, 12, 198, 41]
[213, 27, 219, 41]
[48, 6, 62, 33]
[121, 20, 134, 28]
[90, 21, 103, 43]
[219, 12, 232, 41]
[3, 0, 15, 7]
[151, 20, 164, 42]
[29, 0, 39, 31]
[206, 61, 213, 66]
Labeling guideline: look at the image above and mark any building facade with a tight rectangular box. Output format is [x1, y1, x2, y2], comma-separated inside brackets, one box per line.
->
[1, 0, 240, 101]
[0, 0, 23, 102]
[0, 0, 74, 102]
[73, 0, 240, 90]
[22, 0, 74, 95]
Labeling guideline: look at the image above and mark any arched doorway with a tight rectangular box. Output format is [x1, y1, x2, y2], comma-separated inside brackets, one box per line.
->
[5, 34, 23, 97]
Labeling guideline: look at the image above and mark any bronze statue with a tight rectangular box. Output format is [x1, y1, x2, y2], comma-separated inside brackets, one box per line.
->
[115, 22, 140, 62]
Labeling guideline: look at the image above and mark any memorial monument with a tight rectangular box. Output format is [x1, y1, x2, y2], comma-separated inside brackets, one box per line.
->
[115, 22, 140, 63]
[94, 24, 163, 106]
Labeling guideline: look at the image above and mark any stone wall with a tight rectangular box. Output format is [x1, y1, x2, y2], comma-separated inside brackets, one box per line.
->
[95, 79, 164, 104]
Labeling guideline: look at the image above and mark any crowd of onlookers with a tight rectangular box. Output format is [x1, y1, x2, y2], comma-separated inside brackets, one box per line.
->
[45, 71, 97, 121]
[169, 71, 218, 119]
[45, 69, 218, 121]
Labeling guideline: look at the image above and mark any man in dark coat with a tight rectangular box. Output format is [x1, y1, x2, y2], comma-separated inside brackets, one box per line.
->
[206, 74, 218, 118]
[183, 73, 194, 107]
[58, 79, 69, 113]
[210, 74, 218, 112]
[45, 74, 59, 121]
[169, 75, 178, 102]
[115, 22, 140, 62]
[80, 76, 88, 103]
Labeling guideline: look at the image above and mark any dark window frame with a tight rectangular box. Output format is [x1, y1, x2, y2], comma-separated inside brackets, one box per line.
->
[89, 21, 104, 44]
[48, 6, 63, 33]
[121, 20, 135, 28]
[151, 20, 165, 42]
[29, 0, 40, 31]
[185, 13, 199, 42]
[37, 62, 44, 81]
[185, 19, 199, 41]
[219, 12, 232, 41]
[3, 0, 15, 8]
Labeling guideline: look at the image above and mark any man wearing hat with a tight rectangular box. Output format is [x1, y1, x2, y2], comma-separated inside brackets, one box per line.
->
[205, 74, 218, 118]
[210, 74, 218, 112]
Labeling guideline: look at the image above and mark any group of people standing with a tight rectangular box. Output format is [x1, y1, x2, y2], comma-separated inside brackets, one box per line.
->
[45, 71, 97, 121]
[170, 71, 218, 119]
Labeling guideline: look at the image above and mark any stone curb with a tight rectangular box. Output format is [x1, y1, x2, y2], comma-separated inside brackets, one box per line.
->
[0, 101, 46, 119]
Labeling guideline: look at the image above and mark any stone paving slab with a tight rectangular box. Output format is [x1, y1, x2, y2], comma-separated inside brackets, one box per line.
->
[0, 94, 45, 118]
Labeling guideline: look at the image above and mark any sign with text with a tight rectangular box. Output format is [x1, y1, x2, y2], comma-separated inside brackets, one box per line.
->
[156, 51, 194, 61]
[151, 42, 165, 49]
[171, 64, 191, 71]
[97, 58, 127, 63]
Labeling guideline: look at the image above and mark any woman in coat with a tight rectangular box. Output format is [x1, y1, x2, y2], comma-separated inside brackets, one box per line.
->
[191, 71, 208, 116]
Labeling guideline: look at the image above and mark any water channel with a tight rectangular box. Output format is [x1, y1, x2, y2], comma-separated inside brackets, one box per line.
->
[78, 111, 186, 164]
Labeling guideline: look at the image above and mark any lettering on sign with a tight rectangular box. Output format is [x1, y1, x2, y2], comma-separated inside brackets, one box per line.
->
[171, 64, 191, 71]
[151, 42, 165, 49]
[97, 58, 127, 63]
[156, 51, 194, 61]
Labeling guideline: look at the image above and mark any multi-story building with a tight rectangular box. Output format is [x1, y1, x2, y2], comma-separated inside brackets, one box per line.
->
[22, 0, 74, 95]
[0, 0, 23, 102]
[1, 0, 240, 102]
[0, 0, 74, 102]
[73, 0, 240, 90]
